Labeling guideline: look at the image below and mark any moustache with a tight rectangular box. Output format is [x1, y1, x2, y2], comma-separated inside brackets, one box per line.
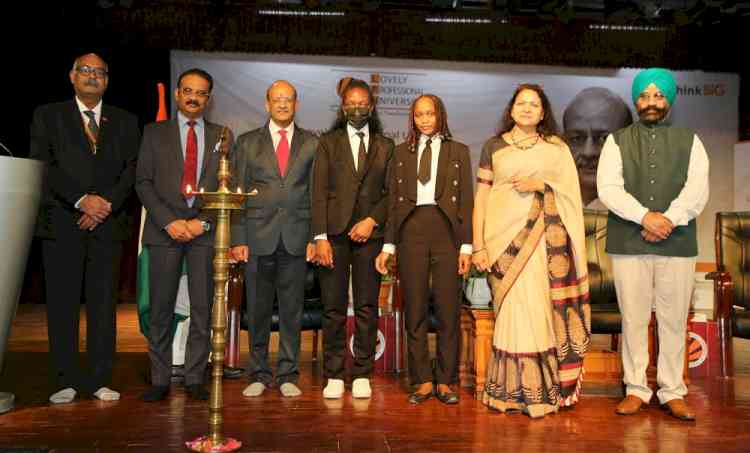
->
[84, 79, 99, 87]
[186, 100, 200, 107]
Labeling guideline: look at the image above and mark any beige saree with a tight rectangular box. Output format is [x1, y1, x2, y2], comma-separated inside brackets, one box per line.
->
[476, 136, 590, 418]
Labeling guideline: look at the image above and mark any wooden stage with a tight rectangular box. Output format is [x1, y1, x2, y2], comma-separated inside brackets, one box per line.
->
[1, 305, 749, 452]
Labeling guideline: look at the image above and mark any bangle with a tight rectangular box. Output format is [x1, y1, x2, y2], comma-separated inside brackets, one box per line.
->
[472, 248, 486, 255]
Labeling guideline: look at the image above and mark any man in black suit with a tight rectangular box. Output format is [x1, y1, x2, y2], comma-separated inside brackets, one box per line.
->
[375, 94, 473, 405]
[312, 78, 394, 399]
[229, 80, 318, 398]
[30, 53, 140, 404]
[136, 68, 232, 402]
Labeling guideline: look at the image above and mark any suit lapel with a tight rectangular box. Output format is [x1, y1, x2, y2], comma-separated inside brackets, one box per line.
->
[169, 119, 184, 177]
[339, 129, 359, 179]
[259, 126, 282, 179]
[360, 134, 379, 180]
[199, 122, 220, 185]
[434, 140, 451, 199]
[65, 101, 94, 155]
[284, 127, 303, 180]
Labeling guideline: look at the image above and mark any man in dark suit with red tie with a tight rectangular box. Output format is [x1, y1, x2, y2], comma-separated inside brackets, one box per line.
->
[312, 78, 394, 400]
[136, 68, 232, 402]
[30, 53, 140, 404]
[229, 80, 318, 398]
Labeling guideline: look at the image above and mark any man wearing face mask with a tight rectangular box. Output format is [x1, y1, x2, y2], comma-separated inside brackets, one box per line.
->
[136, 68, 233, 402]
[563, 87, 632, 209]
[597, 68, 709, 421]
[30, 53, 140, 405]
[311, 78, 394, 399]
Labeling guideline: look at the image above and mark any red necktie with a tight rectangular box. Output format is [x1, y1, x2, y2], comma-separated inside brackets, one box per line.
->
[181, 120, 198, 198]
[277, 129, 290, 177]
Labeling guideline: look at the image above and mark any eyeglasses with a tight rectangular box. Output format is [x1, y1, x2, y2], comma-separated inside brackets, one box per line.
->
[180, 87, 210, 98]
[76, 65, 108, 78]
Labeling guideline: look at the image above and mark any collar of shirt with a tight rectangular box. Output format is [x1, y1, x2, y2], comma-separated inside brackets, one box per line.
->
[177, 111, 205, 131]
[75, 97, 102, 124]
[419, 133, 443, 147]
[269, 119, 295, 150]
[347, 123, 370, 147]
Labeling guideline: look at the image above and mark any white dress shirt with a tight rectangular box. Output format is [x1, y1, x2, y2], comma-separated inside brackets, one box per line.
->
[177, 111, 206, 208]
[269, 119, 295, 151]
[383, 134, 472, 256]
[597, 132, 710, 226]
[74, 97, 103, 209]
[347, 123, 369, 171]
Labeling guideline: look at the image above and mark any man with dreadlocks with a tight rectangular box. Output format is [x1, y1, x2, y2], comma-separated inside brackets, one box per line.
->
[376, 94, 473, 405]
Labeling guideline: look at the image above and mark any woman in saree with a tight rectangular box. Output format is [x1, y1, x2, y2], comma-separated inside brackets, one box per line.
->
[472, 84, 590, 418]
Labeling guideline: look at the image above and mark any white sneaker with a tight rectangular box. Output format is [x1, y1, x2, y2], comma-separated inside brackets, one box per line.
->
[279, 382, 302, 397]
[49, 387, 76, 404]
[352, 378, 372, 399]
[242, 382, 266, 397]
[323, 378, 345, 399]
[93, 387, 120, 401]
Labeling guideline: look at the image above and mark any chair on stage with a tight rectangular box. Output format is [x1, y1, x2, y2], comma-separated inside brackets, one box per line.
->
[224, 262, 323, 377]
[706, 211, 750, 377]
[583, 209, 623, 345]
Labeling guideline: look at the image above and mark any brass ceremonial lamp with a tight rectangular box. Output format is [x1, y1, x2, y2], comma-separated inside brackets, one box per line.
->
[186, 129, 252, 453]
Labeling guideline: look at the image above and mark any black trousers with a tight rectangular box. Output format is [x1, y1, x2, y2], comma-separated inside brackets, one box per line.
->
[398, 206, 460, 385]
[42, 235, 121, 393]
[246, 240, 306, 385]
[319, 233, 382, 380]
[147, 243, 213, 387]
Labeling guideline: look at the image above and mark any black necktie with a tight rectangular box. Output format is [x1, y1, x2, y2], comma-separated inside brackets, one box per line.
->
[356, 131, 367, 176]
[418, 138, 432, 185]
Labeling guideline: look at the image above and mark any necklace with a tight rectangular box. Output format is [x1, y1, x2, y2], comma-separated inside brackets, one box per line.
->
[510, 130, 540, 150]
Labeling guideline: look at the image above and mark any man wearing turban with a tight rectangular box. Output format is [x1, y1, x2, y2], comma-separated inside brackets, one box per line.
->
[596, 68, 710, 421]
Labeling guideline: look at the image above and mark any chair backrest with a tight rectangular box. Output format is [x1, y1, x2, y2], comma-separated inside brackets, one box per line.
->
[583, 209, 617, 306]
[715, 212, 750, 310]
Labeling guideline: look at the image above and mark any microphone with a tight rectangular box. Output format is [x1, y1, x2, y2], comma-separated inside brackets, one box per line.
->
[0, 141, 13, 157]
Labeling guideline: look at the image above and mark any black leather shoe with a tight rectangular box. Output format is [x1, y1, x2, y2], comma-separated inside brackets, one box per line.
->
[186, 384, 209, 401]
[171, 365, 185, 383]
[141, 385, 169, 402]
[436, 390, 459, 405]
[408, 391, 433, 405]
[223, 367, 245, 379]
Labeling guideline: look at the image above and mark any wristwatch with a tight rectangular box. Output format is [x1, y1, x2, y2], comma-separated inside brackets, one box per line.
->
[200, 220, 211, 232]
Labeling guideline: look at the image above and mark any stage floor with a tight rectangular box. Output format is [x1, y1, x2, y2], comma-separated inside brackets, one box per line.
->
[1, 305, 749, 452]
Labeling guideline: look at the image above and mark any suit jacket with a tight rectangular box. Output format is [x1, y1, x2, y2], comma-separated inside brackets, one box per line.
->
[311, 128, 394, 238]
[135, 118, 230, 247]
[230, 123, 319, 256]
[29, 100, 140, 241]
[384, 139, 473, 248]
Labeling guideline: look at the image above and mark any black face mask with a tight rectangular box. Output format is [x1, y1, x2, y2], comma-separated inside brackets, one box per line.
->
[344, 107, 371, 129]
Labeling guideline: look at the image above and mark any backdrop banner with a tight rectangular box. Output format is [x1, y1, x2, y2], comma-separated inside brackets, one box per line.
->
[172, 51, 739, 261]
